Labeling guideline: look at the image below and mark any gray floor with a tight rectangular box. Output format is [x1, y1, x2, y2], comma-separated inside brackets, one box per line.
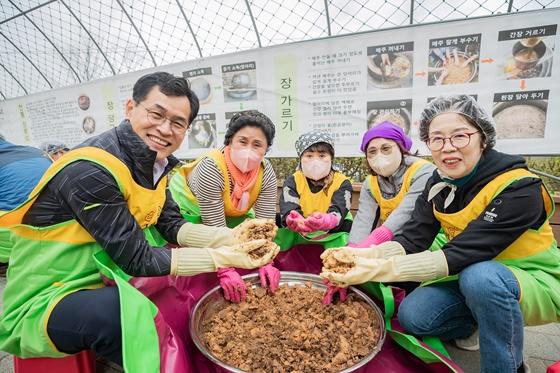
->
[0, 276, 558, 373]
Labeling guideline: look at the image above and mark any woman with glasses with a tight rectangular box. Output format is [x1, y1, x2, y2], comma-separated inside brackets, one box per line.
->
[320, 95, 559, 373]
[349, 121, 435, 249]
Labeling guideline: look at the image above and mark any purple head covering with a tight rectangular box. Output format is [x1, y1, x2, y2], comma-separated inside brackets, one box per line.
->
[360, 121, 412, 152]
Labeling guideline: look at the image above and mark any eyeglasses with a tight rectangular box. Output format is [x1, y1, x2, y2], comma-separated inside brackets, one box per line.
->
[366, 144, 397, 158]
[426, 131, 479, 151]
[137, 102, 189, 133]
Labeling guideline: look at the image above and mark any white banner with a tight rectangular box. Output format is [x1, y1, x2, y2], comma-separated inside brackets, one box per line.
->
[1, 8, 558, 157]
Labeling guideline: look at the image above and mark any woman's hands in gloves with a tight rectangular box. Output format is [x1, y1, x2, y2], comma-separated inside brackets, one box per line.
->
[286, 211, 311, 234]
[217, 268, 247, 303]
[354, 225, 393, 247]
[259, 263, 280, 293]
[305, 212, 340, 232]
[320, 243, 448, 287]
[322, 278, 347, 305]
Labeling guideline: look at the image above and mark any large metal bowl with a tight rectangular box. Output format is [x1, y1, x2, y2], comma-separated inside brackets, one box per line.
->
[190, 271, 386, 373]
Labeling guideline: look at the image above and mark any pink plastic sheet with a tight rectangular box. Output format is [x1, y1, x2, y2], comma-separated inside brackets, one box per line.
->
[131, 244, 462, 372]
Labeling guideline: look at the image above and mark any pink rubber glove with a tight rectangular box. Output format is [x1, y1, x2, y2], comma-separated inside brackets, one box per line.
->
[286, 210, 312, 234]
[305, 212, 340, 232]
[217, 268, 247, 303]
[322, 278, 348, 305]
[258, 262, 280, 293]
[355, 225, 394, 247]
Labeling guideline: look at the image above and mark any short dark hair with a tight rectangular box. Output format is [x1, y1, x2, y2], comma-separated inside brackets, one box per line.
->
[132, 72, 200, 124]
[224, 110, 275, 147]
[302, 142, 334, 158]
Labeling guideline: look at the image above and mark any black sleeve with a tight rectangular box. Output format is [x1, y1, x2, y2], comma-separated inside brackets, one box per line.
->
[442, 178, 546, 275]
[26, 161, 173, 277]
[154, 189, 186, 244]
[393, 185, 442, 253]
[279, 174, 304, 226]
[327, 178, 353, 230]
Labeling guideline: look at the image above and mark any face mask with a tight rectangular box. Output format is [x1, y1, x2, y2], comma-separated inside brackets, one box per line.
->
[301, 158, 332, 181]
[368, 152, 401, 177]
[230, 147, 263, 173]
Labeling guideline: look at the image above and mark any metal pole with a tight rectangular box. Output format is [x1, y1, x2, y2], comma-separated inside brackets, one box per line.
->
[0, 0, 57, 25]
[244, 0, 262, 48]
[0, 32, 52, 89]
[507, 0, 514, 13]
[8, 0, 82, 83]
[409, 0, 415, 24]
[529, 168, 560, 182]
[175, 0, 203, 58]
[60, 0, 116, 75]
[0, 62, 29, 95]
[324, 0, 332, 36]
[115, 0, 157, 66]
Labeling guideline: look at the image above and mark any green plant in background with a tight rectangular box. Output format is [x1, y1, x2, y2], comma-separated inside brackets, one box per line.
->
[268, 156, 560, 194]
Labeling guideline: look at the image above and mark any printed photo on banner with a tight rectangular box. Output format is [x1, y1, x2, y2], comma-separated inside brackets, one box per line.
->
[188, 113, 216, 149]
[222, 62, 257, 102]
[366, 42, 414, 89]
[497, 24, 556, 80]
[183, 67, 214, 105]
[492, 90, 549, 139]
[428, 34, 481, 86]
[366, 99, 412, 135]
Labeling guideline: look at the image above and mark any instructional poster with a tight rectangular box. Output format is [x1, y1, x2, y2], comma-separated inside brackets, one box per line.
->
[0, 8, 559, 157]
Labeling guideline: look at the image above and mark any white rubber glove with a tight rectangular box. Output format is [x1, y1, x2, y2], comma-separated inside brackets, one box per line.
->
[320, 249, 448, 287]
[342, 241, 406, 259]
[177, 219, 278, 248]
[170, 240, 280, 276]
[177, 222, 234, 248]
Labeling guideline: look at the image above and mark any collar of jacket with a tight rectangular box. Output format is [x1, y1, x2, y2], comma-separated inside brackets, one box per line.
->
[115, 120, 180, 188]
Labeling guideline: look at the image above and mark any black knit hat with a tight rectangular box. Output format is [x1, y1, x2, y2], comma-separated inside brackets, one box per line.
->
[224, 110, 276, 147]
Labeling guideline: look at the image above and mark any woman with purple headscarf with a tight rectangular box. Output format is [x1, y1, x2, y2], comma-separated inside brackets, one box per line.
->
[349, 121, 436, 248]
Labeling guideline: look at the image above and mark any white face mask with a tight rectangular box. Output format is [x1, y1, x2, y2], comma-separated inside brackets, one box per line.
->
[230, 147, 263, 173]
[368, 152, 401, 177]
[301, 158, 331, 181]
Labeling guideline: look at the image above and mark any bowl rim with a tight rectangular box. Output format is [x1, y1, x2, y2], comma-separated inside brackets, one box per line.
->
[189, 271, 387, 373]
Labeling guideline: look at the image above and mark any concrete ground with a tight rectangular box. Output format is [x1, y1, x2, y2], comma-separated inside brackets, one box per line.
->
[0, 276, 558, 373]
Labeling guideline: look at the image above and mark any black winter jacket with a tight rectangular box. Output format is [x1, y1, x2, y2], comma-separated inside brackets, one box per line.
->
[23, 120, 185, 276]
[394, 149, 547, 275]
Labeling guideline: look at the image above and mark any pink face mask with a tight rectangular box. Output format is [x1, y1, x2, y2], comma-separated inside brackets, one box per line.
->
[301, 158, 331, 181]
[230, 147, 263, 173]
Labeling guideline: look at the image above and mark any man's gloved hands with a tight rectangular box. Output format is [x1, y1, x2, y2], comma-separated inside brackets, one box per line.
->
[209, 239, 280, 270]
[305, 212, 340, 232]
[286, 211, 312, 234]
[217, 268, 247, 303]
[322, 278, 347, 305]
[354, 225, 394, 247]
[258, 263, 280, 293]
[177, 218, 278, 249]
[233, 218, 278, 243]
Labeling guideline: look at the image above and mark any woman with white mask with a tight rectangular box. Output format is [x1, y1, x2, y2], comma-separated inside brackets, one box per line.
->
[279, 129, 353, 236]
[165, 110, 279, 303]
[349, 121, 436, 248]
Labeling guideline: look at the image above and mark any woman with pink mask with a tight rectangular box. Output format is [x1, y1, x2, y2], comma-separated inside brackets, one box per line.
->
[168, 110, 279, 303]
[349, 121, 435, 249]
[277, 129, 353, 253]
